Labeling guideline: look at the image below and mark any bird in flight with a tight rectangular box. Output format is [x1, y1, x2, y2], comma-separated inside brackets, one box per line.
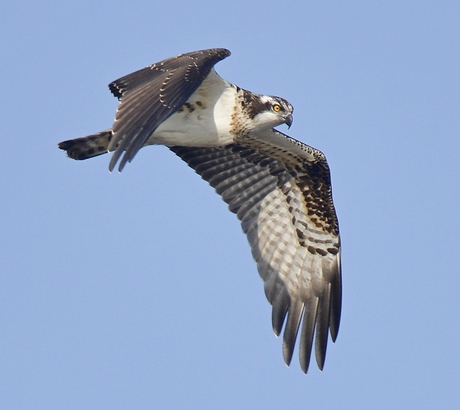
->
[58, 48, 341, 374]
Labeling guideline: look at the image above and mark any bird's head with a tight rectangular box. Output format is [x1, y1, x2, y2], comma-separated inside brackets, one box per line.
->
[246, 95, 294, 131]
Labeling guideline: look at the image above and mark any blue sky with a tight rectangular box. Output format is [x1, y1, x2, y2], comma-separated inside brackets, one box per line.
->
[1, 1, 459, 409]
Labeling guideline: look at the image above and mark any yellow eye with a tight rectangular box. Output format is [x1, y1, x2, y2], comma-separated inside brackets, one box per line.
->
[272, 104, 281, 112]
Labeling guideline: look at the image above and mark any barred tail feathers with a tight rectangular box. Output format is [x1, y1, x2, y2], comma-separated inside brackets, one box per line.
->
[58, 130, 112, 160]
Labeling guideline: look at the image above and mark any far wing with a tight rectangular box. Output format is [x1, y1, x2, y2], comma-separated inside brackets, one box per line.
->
[108, 48, 230, 171]
[170, 130, 341, 373]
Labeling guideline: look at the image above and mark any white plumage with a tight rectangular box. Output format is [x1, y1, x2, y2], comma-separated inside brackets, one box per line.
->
[58, 48, 341, 373]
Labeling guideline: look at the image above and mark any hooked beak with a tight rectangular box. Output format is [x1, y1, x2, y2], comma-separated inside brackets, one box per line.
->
[284, 113, 293, 129]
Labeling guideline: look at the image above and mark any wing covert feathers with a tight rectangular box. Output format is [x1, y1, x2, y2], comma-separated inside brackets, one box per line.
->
[170, 130, 342, 373]
[107, 48, 230, 171]
[58, 47, 342, 374]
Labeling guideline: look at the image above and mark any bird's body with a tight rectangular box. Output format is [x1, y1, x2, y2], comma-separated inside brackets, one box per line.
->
[149, 70, 238, 147]
[140, 70, 291, 147]
[58, 48, 341, 374]
[60, 48, 293, 170]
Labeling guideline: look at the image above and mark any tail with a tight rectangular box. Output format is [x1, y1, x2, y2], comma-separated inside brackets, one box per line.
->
[58, 130, 112, 160]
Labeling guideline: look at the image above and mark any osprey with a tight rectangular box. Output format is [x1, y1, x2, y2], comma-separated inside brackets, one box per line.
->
[58, 48, 341, 374]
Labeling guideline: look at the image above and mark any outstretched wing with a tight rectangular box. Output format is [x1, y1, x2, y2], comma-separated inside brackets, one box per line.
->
[170, 129, 341, 373]
[108, 48, 231, 171]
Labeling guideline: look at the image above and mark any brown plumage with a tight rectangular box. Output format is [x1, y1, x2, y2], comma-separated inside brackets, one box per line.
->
[58, 48, 341, 373]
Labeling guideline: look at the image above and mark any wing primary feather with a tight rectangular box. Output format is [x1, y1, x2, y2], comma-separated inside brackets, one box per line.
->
[109, 143, 124, 172]
[169, 136, 342, 374]
[329, 256, 342, 342]
[271, 288, 290, 336]
[314, 284, 331, 370]
[299, 297, 319, 373]
[60, 51, 344, 374]
[282, 301, 304, 366]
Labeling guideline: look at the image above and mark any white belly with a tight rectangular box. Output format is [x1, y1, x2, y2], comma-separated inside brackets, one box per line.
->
[146, 70, 237, 147]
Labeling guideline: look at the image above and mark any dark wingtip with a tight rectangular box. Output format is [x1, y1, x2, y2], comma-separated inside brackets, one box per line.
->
[282, 341, 295, 367]
[108, 153, 117, 172]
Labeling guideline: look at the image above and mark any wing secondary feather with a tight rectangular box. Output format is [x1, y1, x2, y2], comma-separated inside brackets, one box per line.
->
[170, 130, 341, 372]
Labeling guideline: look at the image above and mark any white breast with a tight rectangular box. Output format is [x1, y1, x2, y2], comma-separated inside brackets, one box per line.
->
[147, 69, 238, 147]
